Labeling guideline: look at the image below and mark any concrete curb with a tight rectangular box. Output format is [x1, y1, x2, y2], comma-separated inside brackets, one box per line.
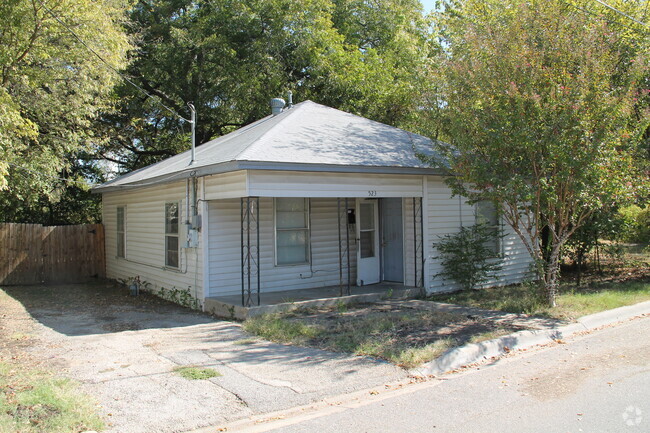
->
[411, 300, 650, 377]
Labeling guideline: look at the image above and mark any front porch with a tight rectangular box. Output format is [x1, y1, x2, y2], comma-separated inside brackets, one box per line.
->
[204, 282, 423, 320]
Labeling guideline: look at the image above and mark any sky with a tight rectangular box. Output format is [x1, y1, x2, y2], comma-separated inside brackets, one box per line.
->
[420, 0, 437, 13]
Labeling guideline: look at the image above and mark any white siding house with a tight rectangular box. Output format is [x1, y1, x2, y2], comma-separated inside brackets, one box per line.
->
[95, 100, 533, 309]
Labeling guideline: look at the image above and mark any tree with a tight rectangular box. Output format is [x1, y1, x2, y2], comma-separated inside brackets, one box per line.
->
[0, 0, 131, 223]
[430, 0, 649, 306]
[99, 0, 435, 173]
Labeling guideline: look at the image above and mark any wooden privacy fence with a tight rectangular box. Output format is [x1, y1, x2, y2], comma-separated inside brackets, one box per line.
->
[0, 223, 105, 285]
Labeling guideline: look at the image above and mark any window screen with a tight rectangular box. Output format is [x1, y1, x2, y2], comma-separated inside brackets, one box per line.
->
[275, 198, 310, 265]
[117, 206, 125, 258]
[475, 201, 501, 256]
[165, 202, 179, 268]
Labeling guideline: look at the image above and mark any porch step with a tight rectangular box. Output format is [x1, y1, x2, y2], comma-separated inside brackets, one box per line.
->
[204, 286, 422, 321]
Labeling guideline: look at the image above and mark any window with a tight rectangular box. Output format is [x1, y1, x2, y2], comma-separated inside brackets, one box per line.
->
[275, 198, 310, 265]
[116, 206, 125, 258]
[359, 202, 376, 258]
[475, 201, 501, 256]
[165, 202, 179, 268]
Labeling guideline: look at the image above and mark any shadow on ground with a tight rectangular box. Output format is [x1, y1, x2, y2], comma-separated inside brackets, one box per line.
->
[2, 281, 217, 336]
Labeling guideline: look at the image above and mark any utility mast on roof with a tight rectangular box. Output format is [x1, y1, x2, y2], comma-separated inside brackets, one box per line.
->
[188, 102, 196, 166]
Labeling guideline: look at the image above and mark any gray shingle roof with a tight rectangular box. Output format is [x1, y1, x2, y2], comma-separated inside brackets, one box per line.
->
[94, 100, 439, 191]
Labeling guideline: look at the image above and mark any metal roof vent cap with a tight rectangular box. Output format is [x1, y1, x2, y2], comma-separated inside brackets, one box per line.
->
[270, 98, 285, 115]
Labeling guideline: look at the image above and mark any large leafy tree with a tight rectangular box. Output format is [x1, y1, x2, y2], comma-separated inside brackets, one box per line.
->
[0, 0, 131, 223]
[431, 0, 649, 305]
[100, 0, 435, 172]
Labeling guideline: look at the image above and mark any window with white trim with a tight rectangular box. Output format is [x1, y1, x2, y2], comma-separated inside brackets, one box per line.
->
[275, 198, 310, 265]
[475, 201, 501, 256]
[165, 202, 180, 268]
[116, 206, 125, 258]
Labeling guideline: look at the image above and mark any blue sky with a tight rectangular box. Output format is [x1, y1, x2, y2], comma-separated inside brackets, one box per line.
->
[420, 0, 437, 13]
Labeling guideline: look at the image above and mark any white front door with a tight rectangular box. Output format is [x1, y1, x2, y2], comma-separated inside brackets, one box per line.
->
[356, 198, 380, 286]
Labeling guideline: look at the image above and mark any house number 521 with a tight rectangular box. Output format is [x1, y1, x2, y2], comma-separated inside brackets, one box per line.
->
[368, 190, 377, 197]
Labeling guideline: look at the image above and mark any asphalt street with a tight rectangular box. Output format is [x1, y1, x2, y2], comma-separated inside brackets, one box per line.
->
[241, 315, 650, 433]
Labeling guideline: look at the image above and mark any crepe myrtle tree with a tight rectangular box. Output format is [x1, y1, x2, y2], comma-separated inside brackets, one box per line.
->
[428, 0, 649, 306]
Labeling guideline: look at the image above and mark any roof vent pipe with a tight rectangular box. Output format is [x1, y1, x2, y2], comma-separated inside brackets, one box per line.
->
[270, 98, 285, 115]
[287, 91, 293, 109]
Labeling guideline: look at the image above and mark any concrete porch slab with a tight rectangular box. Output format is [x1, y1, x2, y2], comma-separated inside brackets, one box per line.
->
[204, 283, 423, 320]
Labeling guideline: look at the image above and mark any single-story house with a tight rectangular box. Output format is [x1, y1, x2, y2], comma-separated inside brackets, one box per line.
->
[94, 100, 532, 311]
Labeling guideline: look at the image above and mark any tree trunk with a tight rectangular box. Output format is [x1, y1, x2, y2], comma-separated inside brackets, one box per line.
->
[544, 243, 562, 307]
[595, 237, 602, 275]
[576, 253, 582, 287]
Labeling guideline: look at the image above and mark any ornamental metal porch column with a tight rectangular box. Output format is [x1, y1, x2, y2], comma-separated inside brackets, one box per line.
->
[413, 197, 425, 291]
[241, 197, 260, 307]
[337, 197, 351, 296]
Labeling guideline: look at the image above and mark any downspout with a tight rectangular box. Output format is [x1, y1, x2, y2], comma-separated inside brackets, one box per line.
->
[186, 179, 190, 226]
[186, 101, 198, 227]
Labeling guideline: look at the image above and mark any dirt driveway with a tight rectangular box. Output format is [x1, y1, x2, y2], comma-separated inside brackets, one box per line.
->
[0, 282, 408, 433]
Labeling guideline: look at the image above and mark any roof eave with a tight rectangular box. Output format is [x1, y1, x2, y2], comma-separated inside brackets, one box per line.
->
[93, 161, 444, 194]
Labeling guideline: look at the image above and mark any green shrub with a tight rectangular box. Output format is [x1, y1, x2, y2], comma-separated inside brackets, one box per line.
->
[618, 205, 650, 243]
[636, 207, 650, 243]
[433, 224, 503, 291]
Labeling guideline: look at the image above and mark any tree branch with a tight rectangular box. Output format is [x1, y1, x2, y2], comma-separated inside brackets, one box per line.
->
[138, 77, 186, 115]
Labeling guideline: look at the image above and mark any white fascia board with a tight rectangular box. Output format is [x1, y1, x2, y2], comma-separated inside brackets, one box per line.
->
[93, 161, 443, 194]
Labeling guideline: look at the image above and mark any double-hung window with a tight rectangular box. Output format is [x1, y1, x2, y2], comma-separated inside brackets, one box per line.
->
[275, 198, 310, 265]
[116, 206, 126, 258]
[165, 202, 180, 268]
[475, 201, 501, 256]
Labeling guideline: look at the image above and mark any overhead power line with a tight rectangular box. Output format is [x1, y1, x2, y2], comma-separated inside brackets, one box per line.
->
[35, 0, 191, 123]
[567, 1, 642, 33]
[590, 0, 649, 27]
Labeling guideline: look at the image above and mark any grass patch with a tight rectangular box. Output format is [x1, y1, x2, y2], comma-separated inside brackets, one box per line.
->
[233, 337, 259, 346]
[243, 314, 322, 344]
[429, 278, 650, 321]
[0, 361, 104, 433]
[468, 328, 513, 344]
[244, 308, 476, 368]
[552, 279, 650, 319]
[379, 339, 454, 368]
[173, 366, 221, 380]
[429, 283, 551, 316]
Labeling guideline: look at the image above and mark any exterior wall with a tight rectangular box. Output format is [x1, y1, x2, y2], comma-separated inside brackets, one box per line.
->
[102, 180, 204, 302]
[207, 197, 358, 298]
[203, 171, 247, 200]
[101, 169, 533, 303]
[424, 176, 533, 293]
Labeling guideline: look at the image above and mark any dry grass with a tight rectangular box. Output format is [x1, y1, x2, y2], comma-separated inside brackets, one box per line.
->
[243, 304, 522, 368]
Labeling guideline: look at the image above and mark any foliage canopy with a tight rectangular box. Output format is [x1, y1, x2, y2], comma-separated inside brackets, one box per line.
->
[0, 0, 131, 223]
[101, 0, 436, 172]
[431, 0, 649, 305]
